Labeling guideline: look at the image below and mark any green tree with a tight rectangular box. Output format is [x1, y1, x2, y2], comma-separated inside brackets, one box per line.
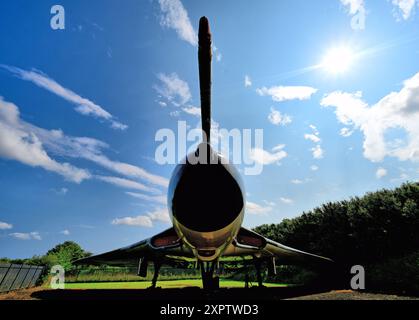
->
[45, 241, 91, 271]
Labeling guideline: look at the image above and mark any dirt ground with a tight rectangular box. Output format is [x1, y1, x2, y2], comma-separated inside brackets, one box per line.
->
[1, 287, 418, 301]
[287, 290, 419, 300]
[0, 286, 46, 300]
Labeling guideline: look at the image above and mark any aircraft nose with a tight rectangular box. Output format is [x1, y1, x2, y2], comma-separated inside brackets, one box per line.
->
[168, 159, 245, 233]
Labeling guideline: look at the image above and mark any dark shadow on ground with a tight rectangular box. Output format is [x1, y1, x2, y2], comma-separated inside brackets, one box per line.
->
[31, 285, 330, 301]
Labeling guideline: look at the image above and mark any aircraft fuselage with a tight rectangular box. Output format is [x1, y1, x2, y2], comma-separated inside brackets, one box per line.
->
[168, 145, 245, 261]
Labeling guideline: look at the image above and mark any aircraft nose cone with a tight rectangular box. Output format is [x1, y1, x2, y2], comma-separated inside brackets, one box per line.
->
[168, 159, 244, 233]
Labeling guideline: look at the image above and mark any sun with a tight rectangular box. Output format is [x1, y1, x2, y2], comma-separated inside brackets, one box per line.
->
[321, 46, 355, 74]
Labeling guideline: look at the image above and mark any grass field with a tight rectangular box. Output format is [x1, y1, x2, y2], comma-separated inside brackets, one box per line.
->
[64, 279, 288, 289]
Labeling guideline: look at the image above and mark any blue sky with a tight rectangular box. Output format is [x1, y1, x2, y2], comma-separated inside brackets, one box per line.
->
[1, 0, 419, 258]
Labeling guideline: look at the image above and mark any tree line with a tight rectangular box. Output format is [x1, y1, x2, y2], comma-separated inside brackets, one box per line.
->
[254, 182, 419, 265]
[253, 182, 419, 293]
[1, 241, 91, 271]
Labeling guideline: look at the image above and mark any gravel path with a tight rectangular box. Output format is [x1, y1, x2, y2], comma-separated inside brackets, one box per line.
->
[287, 290, 419, 300]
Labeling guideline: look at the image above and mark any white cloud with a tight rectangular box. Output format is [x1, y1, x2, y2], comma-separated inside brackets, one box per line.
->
[391, 172, 410, 183]
[147, 208, 171, 223]
[256, 86, 317, 102]
[30, 125, 168, 188]
[244, 75, 252, 88]
[246, 201, 273, 215]
[158, 0, 197, 46]
[291, 178, 312, 185]
[305, 125, 324, 159]
[0, 221, 13, 230]
[376, 167, 388, 179]
[400, 172, 410, 180]
[213, 46, 222, 62]
[126, 192, 166, 205]
[0, 97, 91, 183]
[60, 229, 70, 235]
[280, 197, 294, 205]
[96, 176, 160, 194]
[155, 74, 200, 119]
[112, 207, 170, 227]
[340, 127, 354, 137]
[250, 145, 288, 165]
[321, 72, 419, 163]
[309, 125, 319, 135]
[392, 0, 416, 20]
[311, 145, 324, 159]
[310, 165, 319, 171]
[182, 106, 201, 117]
[53, 187, 68, 195]
[321, 91, 367, 125]
[155, 73, 192, 106]
[0, 99, 167, 188]
[263, 200, 276, 207]
[112, 215, 153, 228]
[85, 155, 169, 188]
[1, 65, 127, 130]
[291, 179, 304, 185]
[341, 0, 364, 15]
[10, 232, 41, 240]
[304, 134, 321, 143]
[59, 187, 68, 195]
[272, 144, 286, 152]
[30, 232, 42, 240]
[268, 107, 292, 126]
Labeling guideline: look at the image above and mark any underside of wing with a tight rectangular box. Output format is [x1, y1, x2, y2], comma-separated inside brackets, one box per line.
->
[73, 228, 194, 267]
[224, 227, 333, 267]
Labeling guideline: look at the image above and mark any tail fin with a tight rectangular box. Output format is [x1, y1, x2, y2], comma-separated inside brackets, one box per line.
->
[198, 16, 212, 144]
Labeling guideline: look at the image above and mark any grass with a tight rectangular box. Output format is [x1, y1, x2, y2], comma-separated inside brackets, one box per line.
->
[64, 279, 288, 290]
[65, 274, 201, 283]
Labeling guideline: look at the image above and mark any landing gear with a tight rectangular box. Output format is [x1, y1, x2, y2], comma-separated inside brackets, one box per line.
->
[254, 258, 266, 288]
[244, 273, 250, 289]
[199, 261, 220, 290]
[149, 261, 162, 289]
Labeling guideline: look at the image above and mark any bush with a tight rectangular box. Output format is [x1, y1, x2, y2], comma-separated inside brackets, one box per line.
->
[367, 251, 419, 295]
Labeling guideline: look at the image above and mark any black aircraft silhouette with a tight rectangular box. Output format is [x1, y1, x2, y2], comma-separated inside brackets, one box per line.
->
[75, 17, 332, 290]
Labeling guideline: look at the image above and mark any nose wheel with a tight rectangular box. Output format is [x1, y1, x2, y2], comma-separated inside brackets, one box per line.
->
[199, 261, 220, 290]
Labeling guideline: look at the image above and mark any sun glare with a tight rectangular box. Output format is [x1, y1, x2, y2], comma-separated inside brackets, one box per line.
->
[322, 46, 355, 74]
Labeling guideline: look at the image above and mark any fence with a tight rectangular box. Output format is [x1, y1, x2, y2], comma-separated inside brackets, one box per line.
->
[0, 263, 44, 293]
